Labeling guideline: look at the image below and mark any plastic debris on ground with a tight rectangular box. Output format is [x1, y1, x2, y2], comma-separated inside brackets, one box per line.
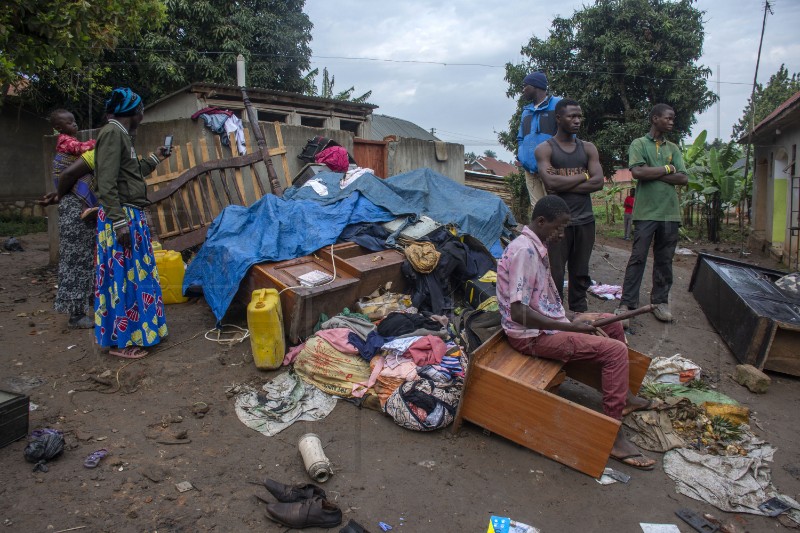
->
[587, 283, 622, 300]
[675, 247, 695, 255]
[596, 467, 631, 485]
[487, 515, 540, 533]
[643, 355, 701, 384]
[234, 371, 337, 437]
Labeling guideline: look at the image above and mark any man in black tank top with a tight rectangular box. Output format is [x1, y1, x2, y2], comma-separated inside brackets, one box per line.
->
[534, 98, 604, 312]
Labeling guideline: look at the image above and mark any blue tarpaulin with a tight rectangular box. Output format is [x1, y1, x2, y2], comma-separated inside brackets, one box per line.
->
[284, 168, 516, 249]
[183, 194, 395, 321]
[184, 168, 516, 321]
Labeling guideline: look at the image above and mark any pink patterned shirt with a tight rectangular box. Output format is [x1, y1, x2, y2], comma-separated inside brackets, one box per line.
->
[496, 226, 568, 339]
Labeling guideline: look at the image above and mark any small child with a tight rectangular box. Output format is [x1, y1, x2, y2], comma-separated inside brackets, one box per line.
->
[50, 109, 99, 219]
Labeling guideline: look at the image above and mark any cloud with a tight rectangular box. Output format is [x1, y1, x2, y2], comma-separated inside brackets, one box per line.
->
[306, 0, 800, 159]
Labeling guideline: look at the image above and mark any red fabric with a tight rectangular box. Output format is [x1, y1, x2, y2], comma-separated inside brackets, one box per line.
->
[315, 146, 349, 172]
[508, 316, 629, 420]
[405, 335, 447, 366]
[624, 196, 635, 215]
[56, 134, 96, 155]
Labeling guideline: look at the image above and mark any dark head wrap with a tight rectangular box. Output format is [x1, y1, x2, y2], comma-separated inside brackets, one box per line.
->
[105, 87, 143, 116]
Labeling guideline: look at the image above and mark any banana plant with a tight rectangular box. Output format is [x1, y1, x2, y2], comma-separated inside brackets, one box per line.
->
[682, 131, 744, 242]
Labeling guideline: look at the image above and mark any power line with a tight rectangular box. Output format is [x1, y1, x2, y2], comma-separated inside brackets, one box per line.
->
[98, 48, 754, 86]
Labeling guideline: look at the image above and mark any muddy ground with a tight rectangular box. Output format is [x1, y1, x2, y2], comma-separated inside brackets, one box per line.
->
[0, 231, 798, 533]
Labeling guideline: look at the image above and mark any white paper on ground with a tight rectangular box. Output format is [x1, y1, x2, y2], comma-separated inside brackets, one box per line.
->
[639, 524, 681, 533]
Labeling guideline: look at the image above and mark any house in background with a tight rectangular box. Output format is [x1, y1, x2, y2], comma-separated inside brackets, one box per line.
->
[740, 90, 800, 269]
[143, 83, 464, 183]
[465, 155, 518, 177]
[464, 156, 519, 208]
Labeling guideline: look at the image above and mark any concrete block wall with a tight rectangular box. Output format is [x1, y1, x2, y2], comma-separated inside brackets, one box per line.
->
[386, 137, 465, 184]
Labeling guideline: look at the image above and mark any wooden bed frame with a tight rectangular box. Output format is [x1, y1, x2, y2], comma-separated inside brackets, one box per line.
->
[145, 89, 289, 251]
[452, 330, 651, 478]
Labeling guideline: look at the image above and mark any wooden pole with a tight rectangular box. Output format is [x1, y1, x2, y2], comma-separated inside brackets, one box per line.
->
[240, 88, 283, 197]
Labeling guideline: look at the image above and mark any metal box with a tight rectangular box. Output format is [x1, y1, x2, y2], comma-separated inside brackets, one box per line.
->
[0, 390, 29, 448]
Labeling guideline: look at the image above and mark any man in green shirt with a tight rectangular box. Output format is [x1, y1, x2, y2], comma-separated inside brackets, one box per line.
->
[616, 104, 688, 323]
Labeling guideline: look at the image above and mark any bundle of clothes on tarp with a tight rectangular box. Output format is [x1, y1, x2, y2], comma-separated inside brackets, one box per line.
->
[183, 167, 516, 322]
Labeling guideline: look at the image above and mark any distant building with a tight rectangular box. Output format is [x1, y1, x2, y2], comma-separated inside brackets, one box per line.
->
[465, 156, 518, 178]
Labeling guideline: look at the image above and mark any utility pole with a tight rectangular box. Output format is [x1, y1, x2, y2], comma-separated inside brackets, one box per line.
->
[716, 63, 721, 141]
[740, 0, 773, 256]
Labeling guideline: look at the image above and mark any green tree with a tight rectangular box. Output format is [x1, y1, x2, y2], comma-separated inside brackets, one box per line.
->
[483, 149, 497, 158]
[0, 0, 165, 96]
[10, 0, 312, 127]
[732, 64, 800, 140]
[303, 67, 372, 103]
[501, 0, 716, 173]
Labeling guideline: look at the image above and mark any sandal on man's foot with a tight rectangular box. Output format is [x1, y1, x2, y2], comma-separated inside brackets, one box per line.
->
[108, 347, 148, 359]
[611, 452, 656, 470]
[84, 449, 109, 468]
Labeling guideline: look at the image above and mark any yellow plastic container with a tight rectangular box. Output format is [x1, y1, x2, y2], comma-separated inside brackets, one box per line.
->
[153, 250, 189, 304]
[247, 289, 285, 370]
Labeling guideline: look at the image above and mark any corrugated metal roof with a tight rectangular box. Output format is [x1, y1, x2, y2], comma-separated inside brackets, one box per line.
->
[369, 114, 439, 141]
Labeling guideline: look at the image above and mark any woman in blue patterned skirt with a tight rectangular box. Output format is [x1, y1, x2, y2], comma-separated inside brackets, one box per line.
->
[94, 88, 171, 358]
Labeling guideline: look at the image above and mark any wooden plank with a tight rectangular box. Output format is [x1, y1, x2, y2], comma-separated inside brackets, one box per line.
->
[213, 136, 236, 204]
[200, 138, 224, 214]
[764, 324, 800, 376]
[460, 364, 620, 478]
[184, 142, 210, 226]
[480, 342, 564, 391]
[273, 122, 292, 188]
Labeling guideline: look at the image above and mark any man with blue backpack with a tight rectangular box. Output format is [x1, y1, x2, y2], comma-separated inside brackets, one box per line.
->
[516, 71, 562, 210]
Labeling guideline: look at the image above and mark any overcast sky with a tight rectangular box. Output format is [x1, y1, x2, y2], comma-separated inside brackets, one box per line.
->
[304, 0, 800, 164]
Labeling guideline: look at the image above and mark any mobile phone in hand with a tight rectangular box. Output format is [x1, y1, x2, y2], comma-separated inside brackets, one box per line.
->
[163, 135, 173, 156]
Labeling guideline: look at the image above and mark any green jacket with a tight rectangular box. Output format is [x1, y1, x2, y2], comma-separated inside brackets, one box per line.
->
[95, 120, 160, 228]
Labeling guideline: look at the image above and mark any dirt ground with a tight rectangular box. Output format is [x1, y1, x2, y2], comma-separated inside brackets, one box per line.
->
[1, 231, 798, 533]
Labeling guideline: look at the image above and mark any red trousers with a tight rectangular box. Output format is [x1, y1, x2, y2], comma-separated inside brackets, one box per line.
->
[508, 317, 628, 420]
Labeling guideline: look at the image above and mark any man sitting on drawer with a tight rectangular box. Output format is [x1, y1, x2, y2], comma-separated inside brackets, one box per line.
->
[496, 195, 655, 470]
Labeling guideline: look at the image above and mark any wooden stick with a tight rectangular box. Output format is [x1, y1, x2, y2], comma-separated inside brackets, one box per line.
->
[592, 304, 655, 327]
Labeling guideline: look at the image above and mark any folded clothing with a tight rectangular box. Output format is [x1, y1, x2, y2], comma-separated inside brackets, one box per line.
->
[377, 312, 443, 337]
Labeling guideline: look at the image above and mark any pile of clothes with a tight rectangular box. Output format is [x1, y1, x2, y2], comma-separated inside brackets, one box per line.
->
[191, 107, 246, 155]
[284, 305, 467, 432]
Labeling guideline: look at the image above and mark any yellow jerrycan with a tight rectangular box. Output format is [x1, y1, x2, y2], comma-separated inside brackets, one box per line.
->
[153, 250, 189, 304]
[247, 289, 285, 370]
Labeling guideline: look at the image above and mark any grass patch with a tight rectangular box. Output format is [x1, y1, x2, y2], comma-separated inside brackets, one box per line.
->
[0, 215, 48, 236]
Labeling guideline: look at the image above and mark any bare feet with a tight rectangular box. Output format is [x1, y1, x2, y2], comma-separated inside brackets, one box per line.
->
[621, 392, 654, 416]
[610, 431, 656, 470]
